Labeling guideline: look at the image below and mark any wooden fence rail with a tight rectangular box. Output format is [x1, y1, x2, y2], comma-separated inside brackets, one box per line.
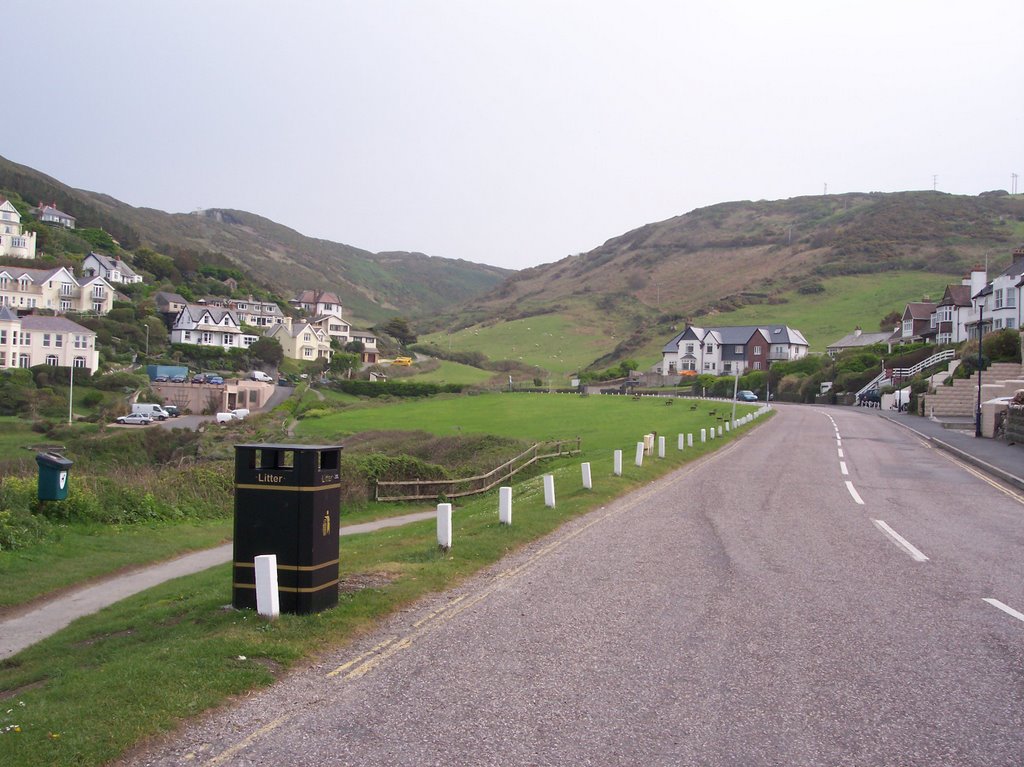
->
[374, 437, 581, 502]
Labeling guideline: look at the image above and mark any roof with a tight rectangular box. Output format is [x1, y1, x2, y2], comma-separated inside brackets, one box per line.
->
[86, 252, 139, 278]
[293, 289, 342, 306]
[0, 266, 72, 283]
[663, 324, 808, 353]
[827, 330, 893, 350]
[18, 314, 94, 333]
[154, 291, 188, 305]
[995, 252, 1024, 280]
[176, 304, 238, 325]
[939, 284, 972, 308]
[38, 204, 75, 221]
[903, 302, 937, 320]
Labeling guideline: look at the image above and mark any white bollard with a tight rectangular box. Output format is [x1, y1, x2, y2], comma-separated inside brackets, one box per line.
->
[635, 441, 645, 466]
[499, 486, 512, 525]
[718, 425, 723, 437]
[725, 422, 730, 432]
[543, 474, 556, 508]
[614, 449, 623, 476]
[710, 427, 716, 440]
[255, 554, 280, 620]
[678, 433, 685, 450]
[701, 428, 706, 443]
[437, 502, 453, 549]
[658, 436, 665, 458]
[581, 462, 592, 490]
[687, 433, 693, 448]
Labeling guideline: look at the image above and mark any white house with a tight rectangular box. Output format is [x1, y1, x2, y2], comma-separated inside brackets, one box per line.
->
[661, 324, 807, 376]
[81, 252, 143, 285]
[0, 197, 37, 260]
[36, 202, 76, 229]
[0, 306, 100, 373]
[170, 304, 258, 351]
[962, 248, 1024, 340]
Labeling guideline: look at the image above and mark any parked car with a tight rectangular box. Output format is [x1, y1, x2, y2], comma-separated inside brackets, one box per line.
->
[215, 412, 237, 424]
[191, 374, 207, 384]
[163, 405, 180, 417]
[170, 375, 186, 383]
[858, 389, 882, 407]
[208, 375, 225, 385]
[230, 408, 250, 420]
[116, 413, 153, 426]
[737, 390, 758, 402]
[278, 377, 293, 387]
[250, 371, 274, 383]
[152, 375, 168, 383]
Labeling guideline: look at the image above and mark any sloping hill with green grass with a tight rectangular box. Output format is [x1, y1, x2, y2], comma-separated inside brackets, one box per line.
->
[0, 154, 511, 324]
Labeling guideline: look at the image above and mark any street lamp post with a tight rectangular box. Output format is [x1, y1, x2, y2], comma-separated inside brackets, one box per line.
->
[145, 324, 150, 357]
[975, 302, 985, 438]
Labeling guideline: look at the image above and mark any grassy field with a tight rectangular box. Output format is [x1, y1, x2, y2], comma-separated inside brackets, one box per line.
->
[421, 303, 631, 378]
[404, 359, 496, 386]
[294, 392, 751, 458]
[0, 395, 768, 767]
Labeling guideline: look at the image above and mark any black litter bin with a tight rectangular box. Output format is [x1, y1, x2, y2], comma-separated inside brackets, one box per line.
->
[36, 452, 73, 501]
[232, 443, 342, 614]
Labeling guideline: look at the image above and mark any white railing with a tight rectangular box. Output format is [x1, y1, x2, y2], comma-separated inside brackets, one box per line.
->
[890, 349, 956, 380]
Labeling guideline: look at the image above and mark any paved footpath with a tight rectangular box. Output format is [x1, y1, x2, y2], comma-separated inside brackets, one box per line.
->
[0, 510, 434, 660]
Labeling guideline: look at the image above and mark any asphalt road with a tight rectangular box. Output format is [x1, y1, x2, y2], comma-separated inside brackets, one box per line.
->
[125, 405, 1024, 766]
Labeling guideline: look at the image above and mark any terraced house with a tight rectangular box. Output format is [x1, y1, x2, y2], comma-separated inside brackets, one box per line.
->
[0, 266, 115, 315]
[0, 306, 99, 372]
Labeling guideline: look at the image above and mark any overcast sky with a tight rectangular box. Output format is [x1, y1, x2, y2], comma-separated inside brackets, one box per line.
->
[6, 1, 1022, 270]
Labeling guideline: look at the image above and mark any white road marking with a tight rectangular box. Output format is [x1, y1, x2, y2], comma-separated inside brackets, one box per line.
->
[984, 599, 1024, 623]
[872, 520, 929, 562]
[840, 461, 849, 476]
[845, 481, 864, 505]
[836, 438, 841, 447]
[838, 448, 844, 458]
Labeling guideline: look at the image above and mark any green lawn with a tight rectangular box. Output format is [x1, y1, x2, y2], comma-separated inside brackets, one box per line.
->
[296, 391, 754, 459]
[0, 396, 771, 767]
[0, 416, 49, 461]
[406, 360, 496, 386]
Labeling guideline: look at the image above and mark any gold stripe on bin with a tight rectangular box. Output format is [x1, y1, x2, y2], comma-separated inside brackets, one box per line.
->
[233, 579, 339, 594]
[234, 482, 342, 493]
[234, 559, 339, 572]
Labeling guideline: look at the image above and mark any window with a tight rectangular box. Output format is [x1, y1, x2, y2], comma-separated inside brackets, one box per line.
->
[753, 346, 762, 355]
[0, 351, 5, 366]
[224, 334, 234, 346]
[902, 319, 913, 336]
[1008, 291, 1017, 309]
[684, 343, 694, 354]
[73, 356, 86, 368]
[0, 330, 5, 344]
[12, 237, 26, 248]
[60, 282, 74, 296]
[938, 306, 952, 322]
[42, 333, 51, 347]
[20, 332, 30, 346]
[201, 332, 213, 344]
[19, 277, 29, 291]
[46, 354, 58, 366]
[92, 302, 104, 313]
[74, 335, 88, 349]
[705, 344, 713, 353]
[60, 300, 72, 312]
[1007, 318, 1017, 329]
[18, 353, 30, 368]
[754, 361, 762, 370]
[993, 319, 1004, 329]
[303, 347, 314, 358]
[723, 362, 732, 372]
[55, 334, 63, 348]
[994, 289, 1004, 309]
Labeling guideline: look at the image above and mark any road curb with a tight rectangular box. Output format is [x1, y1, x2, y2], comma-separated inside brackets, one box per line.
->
[880, 415, 1024, 492]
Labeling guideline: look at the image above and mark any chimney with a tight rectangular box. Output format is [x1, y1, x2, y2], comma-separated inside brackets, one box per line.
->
[970, 266, 987, 298]
[1013, 246, 1024, 264]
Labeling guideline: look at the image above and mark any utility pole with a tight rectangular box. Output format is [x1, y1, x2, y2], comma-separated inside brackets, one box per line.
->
[933, 174, 938, 191]
[823, 182, 828, 196]
[1013, 173, 1019, 195]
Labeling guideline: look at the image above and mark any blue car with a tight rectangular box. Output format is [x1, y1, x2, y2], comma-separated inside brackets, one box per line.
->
[737, 390, 758, 402]
[208, 375, 225, 385]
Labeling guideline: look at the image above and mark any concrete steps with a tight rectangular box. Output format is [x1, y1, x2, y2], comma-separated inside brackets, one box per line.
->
[924, 363, 1024, 417]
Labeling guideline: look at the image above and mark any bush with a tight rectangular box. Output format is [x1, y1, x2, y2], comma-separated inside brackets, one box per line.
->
[331, 380, 463, 398]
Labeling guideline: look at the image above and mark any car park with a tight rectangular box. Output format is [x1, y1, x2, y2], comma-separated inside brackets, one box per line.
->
[116, 413, 153, 426]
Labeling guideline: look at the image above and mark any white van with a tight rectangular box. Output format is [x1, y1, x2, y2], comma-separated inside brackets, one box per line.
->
[215, 412, 236, 424]
[250, 371, 273, 383]
[132, 403, 171, 421]
[230, 408, 250, 420]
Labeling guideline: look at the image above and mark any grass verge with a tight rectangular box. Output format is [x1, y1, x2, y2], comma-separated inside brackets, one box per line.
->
[0, 405, 771, 767]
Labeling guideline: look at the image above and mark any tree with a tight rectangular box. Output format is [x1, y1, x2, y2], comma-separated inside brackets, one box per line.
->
[879, 310, 901, 331]
[249, 336, 284, 367]
[380, 317, 417, 346]
[329, 352, 360, 377]
[344, 340, 365, 353]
